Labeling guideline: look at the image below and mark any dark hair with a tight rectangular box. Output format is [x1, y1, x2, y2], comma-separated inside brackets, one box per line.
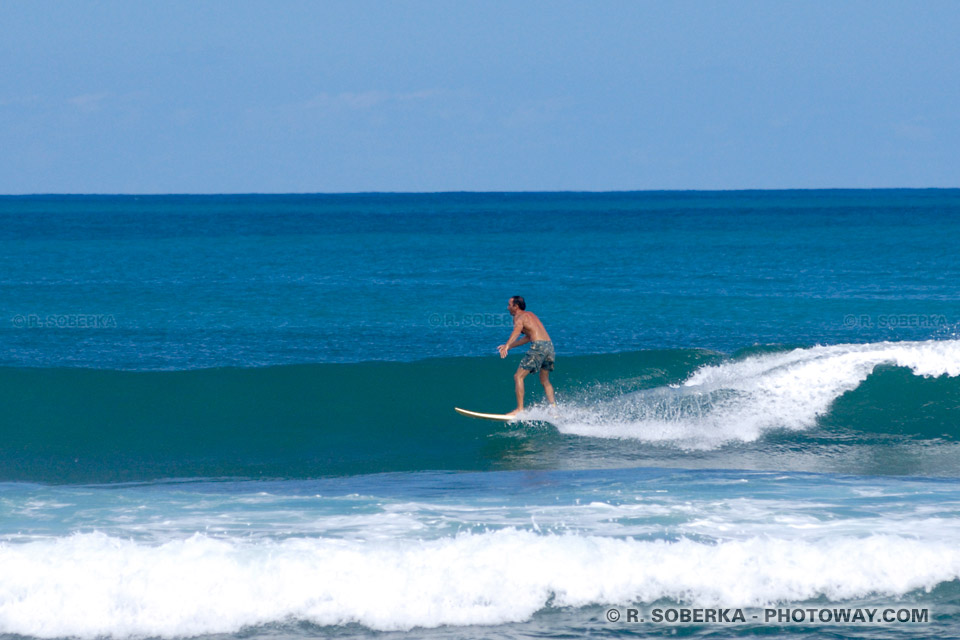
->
[510, 295, 526, 311]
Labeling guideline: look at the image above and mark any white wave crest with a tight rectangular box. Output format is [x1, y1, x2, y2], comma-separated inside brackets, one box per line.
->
[0, 529, 957, 637]
[542, 339, 960, 446]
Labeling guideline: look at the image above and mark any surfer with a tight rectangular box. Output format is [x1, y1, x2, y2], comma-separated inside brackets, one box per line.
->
[497, 296, 557, 415]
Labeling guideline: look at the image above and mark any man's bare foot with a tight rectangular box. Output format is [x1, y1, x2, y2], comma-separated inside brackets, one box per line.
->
[505, 408, 523, 416]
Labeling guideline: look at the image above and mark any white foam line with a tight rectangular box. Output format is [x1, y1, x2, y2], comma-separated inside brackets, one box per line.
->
[0, 529, 957, 637]
[549, 339, 960, 447]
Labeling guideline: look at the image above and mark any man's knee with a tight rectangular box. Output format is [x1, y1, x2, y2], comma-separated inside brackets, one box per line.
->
[515, 368, 530, 380]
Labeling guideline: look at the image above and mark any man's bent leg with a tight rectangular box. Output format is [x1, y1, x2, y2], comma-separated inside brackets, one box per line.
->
[539, 369, 556, 405]
[509, 367, 530, 414]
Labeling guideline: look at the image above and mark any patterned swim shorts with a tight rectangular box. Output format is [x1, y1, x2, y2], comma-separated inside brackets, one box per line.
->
[519, 340, 555, 372]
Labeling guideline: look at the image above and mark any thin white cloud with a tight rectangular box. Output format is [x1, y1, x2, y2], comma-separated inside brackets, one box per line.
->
[893, 120, 934, 142]
[502, 97, 573, 128]
[68, 93, 111, 113]
[300, 89, 452, 112]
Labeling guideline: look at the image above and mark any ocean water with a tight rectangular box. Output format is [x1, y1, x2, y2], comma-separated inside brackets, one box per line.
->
[1, 190, 960, 639]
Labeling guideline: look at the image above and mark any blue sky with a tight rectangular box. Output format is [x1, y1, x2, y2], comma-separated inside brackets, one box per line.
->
[1, 1, 958, 193]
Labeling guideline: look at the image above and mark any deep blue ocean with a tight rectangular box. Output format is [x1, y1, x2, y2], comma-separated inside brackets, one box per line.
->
[1, 190, 960, 639]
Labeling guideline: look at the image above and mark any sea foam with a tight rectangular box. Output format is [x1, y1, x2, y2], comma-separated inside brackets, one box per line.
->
[543, 339, 960, 446]
[0, 529, 957, 637]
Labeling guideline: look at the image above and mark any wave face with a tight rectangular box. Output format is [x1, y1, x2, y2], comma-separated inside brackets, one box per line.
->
[0, 350, 713, 482]
[2, 340, 960, 482]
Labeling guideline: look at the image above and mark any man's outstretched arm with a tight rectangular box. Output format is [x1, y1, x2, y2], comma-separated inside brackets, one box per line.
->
[498, 319, 529, 358]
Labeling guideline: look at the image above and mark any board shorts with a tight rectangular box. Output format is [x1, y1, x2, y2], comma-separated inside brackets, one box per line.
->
[520, 340, 555, 373]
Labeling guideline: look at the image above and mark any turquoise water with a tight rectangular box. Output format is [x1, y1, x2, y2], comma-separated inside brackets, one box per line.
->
[2, 191, 959, 368]
[1, 190, 959, 638]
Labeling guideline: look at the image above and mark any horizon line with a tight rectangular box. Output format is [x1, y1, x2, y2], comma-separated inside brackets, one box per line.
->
[2, 186, 959, 198]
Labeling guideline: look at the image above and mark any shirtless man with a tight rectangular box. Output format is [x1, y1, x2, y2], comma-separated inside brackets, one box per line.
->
[497, 296, 557, 415]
